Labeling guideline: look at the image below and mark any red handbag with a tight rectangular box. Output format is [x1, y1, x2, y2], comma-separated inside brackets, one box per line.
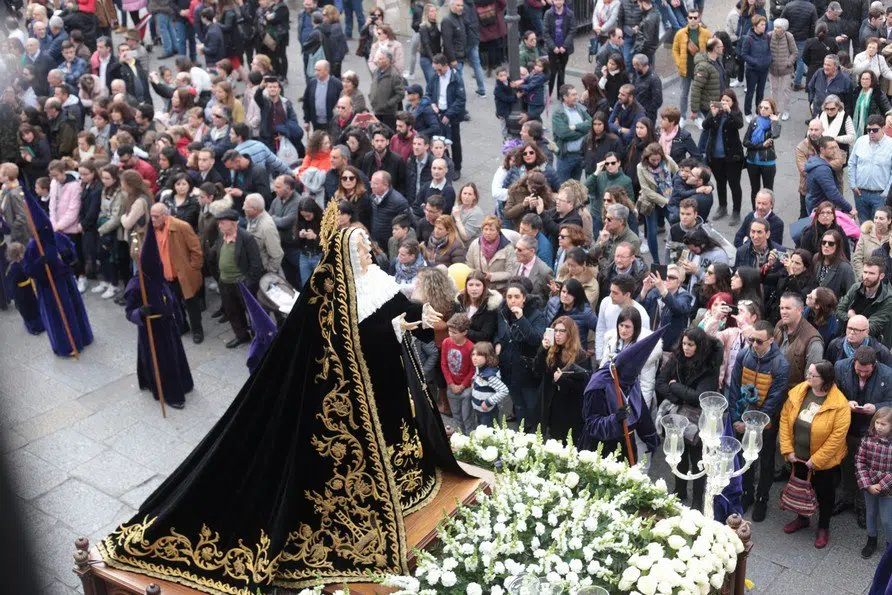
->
[779, 468, 819, 517]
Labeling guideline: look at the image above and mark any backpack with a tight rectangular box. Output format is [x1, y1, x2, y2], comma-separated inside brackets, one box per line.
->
[475, 2, 498, 28]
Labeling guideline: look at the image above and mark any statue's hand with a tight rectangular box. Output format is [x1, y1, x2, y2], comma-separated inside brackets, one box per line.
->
[399, 313, 422, 332]
[422, 303, 442, 328]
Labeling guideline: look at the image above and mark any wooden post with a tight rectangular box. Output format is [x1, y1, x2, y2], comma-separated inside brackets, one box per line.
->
[22, 202, 79, 359]
[134, 252, 167, 419]
[726, 514, 754, 595]
[609, 362, 636, 466]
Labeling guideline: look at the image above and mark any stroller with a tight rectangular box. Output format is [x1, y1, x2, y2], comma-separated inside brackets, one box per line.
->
[256, 272, 299, 324]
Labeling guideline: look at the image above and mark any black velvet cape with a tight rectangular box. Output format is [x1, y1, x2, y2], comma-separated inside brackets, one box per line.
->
[99, 229, 465, 594]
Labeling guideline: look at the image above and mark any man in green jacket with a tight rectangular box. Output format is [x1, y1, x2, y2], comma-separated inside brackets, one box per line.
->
[837, 255, 892, 347]
[689, 37, 725, 124]
[552, 83, 592, 184]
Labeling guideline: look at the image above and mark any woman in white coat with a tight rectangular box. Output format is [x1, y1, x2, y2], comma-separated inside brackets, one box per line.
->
[600, 306, 662, 472]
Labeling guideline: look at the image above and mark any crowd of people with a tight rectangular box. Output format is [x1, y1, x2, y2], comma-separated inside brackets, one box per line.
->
[4, 0, 892, 573]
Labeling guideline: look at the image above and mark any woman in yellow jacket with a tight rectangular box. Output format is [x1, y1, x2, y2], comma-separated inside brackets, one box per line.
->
[779, 360, 851, 549]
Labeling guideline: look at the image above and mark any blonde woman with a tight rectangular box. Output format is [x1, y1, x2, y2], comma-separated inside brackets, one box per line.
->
[213, 81, 245, 124]
[452, 182, 484, 243]
[423, 214, 466, 266]
[367, 23, 405, 74]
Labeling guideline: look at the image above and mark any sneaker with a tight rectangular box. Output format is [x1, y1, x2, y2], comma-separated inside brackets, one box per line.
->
[475, 89, 487, 98]
[101, 286, 117, 299]
[714, 206, 728, 220]
[744, 114, 752, 124]
[640, 242, 650, 254]
[863, 536, 879, 558]
[207, 279, 219, 292]
[694, 116, 704, 130]
[751, 499, 768, 522]
[730, 79, 744, 88]
[91, 281, 108, 294]
[814, 528, 829, 549]
[77, 276, 88, 293]
[783, 516, 810, 534]
[781, 112, 790, 121]
[679, 117, 687, 128]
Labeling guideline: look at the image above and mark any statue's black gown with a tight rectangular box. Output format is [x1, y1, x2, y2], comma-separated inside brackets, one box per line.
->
[99, 230, 464, 594]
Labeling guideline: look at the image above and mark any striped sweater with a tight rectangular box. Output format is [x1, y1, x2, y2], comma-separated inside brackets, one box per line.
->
[471, 366, 510, 412]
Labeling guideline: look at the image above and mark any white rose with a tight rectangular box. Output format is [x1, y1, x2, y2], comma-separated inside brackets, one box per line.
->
[480, 446, 499, 462]
[475, 426, 495, 439]
[450, 434, 470, 450]
[565, 471, 580, 489]
[634, 556, 654, 571]
[491, 586, 504, 595]
[621, 566, 642, 583]
[677, 546, 693, 562]
[679, 518, 699, 536]
[710, 573, 724, 590]
[443, 558, 458, 571]
[441, 570, 457, 587]
[467, 583, 483, 595]
[637, 574, 658, 595]
[535, 522, 546, 536]
[569, 559, 584, 573]
[667, 535, 687, 550]
[514, 447, 529, 460]
[426, 569, 440, 585]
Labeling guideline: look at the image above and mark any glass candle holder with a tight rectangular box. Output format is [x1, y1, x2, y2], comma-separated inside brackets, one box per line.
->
[741, 410, 770, 461]
[698, 392, 728, 448]
[711, 435, 742, 481]
[661, 414, 689, 465]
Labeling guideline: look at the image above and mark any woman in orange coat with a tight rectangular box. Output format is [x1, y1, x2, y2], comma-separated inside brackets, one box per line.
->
[296, 131, 332, 177]
[779, 360, 851, 549]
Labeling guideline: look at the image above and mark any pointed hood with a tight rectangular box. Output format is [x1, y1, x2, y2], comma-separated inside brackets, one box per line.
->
[587, 325, 668, 392]
[240, 281, 277, 374]
[139, 221, 167, 307]
[22, 182, 56, 257]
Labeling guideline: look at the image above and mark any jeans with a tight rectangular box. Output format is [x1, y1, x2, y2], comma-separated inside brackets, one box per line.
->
[407, 32, 420, 75]
[511, 384, 539, 433]
[622, 37, 635, 73]
[644, 208, 664, 264]
[857, 190, 886, 223]
[864, 491, 892, 541]
[447, 386, 475, 434]
[467, 44, 486, 95]
[156, 13, 185, 55]
[478, 404, 500, 427]
[299, 251, 321, 287]
[419, 55, 434, 87]
[745, 163, 776, 210]
[658, 1, 686, 32]
[679, 76, 692, 118]
[555, 152, 583, 184]
[743, 68, 768, 115]
[794, 40, 807, 86]
[342, 0, 364, 37]
[741, 424, 778, 501]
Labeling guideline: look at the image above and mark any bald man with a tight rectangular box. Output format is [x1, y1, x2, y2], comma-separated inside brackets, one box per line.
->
[23, 37, 55, 95]
[243, 193, 284, 274]
[302, 59, 343, 131]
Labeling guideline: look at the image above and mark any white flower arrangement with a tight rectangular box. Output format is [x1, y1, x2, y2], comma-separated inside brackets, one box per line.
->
[377, 425, 744, 595]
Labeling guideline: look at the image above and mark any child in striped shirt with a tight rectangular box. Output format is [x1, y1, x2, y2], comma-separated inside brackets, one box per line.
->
[470, 341, 509, 427]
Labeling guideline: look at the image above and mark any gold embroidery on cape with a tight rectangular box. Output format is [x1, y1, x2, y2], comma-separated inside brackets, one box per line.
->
[96, 230, 428, 592]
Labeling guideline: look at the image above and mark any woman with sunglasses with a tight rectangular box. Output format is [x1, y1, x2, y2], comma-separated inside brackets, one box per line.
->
[804, 287, 840, 346]
[584, 151, 631, 234]
[552, 224, 588, 274]
[742, 97, 781, 211]
[504, 170, 555, 229]
[656, 326, 723, 509]
[799, 201, 852, 260]
[765, 248, 816, 325]
[333, 165, 372, 232]
[502, 141, 560, 192]
[813, 229, 856, 298]
[779, 360, 851, 549]
[693, 261, 732, 313]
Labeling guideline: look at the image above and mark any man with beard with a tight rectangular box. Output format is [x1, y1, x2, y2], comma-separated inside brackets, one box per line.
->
[359, 128, 408, 196]
[795, 119, 845, 218]
[837, 256, 892, 347]
[389, 111, 416, 161]
[406, 134, 433, 215]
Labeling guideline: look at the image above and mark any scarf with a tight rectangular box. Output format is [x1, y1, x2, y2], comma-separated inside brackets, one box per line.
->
[854, 89, 872, 136]
[480, 233, 501, 262]
[649, 162, 673, 197]
[659, 126, 678, 158]
[844, 336, 869, 359]
[750, 116, 772, 145]
[820, 110, 846, 139]
[394, 256, 421, 284]
[427, 233, 447, 256]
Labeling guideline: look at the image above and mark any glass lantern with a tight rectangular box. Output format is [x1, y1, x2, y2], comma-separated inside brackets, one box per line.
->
[661, 414, 689, 465]
[507, 575, 542, 595]
[741, 410, 770, 461]
[698, 392, 728, 448]
[710, 436, 742, 482]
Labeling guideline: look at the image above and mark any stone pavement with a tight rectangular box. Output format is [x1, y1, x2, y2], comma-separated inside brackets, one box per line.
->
[0, 2, 881, 592]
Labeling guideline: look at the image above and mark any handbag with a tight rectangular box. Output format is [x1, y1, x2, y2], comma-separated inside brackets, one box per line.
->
[636, 196, 655, 217]
[262, 32, 277, 51]
[779, 468, 819, 517]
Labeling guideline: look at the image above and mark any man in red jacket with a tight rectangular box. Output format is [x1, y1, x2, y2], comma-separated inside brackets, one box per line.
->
[118, 144, 159, 193]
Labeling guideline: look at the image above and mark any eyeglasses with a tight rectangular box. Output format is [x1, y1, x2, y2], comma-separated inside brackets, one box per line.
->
[341, 175, 356, 181]
[604, 217, 615, 223]
[847, 326, 869, 333]
[212, 113, 224, 119]
[819, 211, 834, 216]
[822, 240, 837, 246]
[748, 337, 768, 346]
[869, 127, 882, 133]
[558, 234, 569, 239]
[806, 372, 820, 379]
[553, 328, 568, 334]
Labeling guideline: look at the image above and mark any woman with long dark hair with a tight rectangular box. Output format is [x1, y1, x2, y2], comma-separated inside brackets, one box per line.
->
[694, 261, 733, 312]
[502, 140, 561, 191]
[545, 277, 599, 348]
[765, 248, 816, 325]
[583, 111, 623, 177]
[598, 52, 628, 106]
[535, 315, 591, 443]
[656, 326, 723, 510]
[805, 286, 840, 346]
[812, 229, 855, 297]
[17, 123, 51, 193]
[579, 73, 610, 121]
[731, 266, 764, 316]
[454, 269, 502, 344]
[702, 89, 744, 222]
[554, 246, 599, 308]
[160, 173, 200, 232]
[636, 142, 677, 263]
[294, 197, 324, 284]
[333, 164, 372, 232]
[799, 201, 851, 260]
[624, 117, 657, 184]
[95, 164, 128, 300]
[852, 69, 891, 136]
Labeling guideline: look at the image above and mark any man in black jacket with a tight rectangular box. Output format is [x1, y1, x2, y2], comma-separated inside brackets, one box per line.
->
[632, 54, 662, 121]
[441, 0, 467, 68]
[406, 134, 433, 215]
[632, 0, 660, 66]
[359, 129, 408, 196]
[109, 41, 150, 103]
[302, 60, 343, 132]
[327, 96, 356, 145]
[214, 209, 263, 349]
[617, 0, 641, 72]
[781, 0, 818, 89]
[23, 38, 56, 97]
[222, 150, 272, 214]
[369, 171, 411, 248]
[539, 186, 583, 262]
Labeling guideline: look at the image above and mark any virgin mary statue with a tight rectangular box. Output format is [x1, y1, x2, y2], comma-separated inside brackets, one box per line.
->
[99, 227, 466, 594]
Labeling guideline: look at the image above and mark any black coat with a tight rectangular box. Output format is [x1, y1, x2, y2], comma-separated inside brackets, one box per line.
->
[406, 154, 433, 214]
[359, 149, 408, 197]
[742, 118, 782, 164]
[454, 289, 502, 344]
[441, 12, 467, 62]
[655, 336, 723, 406]
[702, 110, 745, 162]
[370, 188, 411, 248]
[213, 228, 264, 288]
[543, 6, 576, 54]
[495, 297, 548, 389]
[230, 162, 272, 212]
[419, 24, 441, 59]
[781, 0, 818, 42]
[667, 128, 702, 164]
[302, 76, 343, 128]
[535, 348, 591, 443]
[78, 181, 102, 233]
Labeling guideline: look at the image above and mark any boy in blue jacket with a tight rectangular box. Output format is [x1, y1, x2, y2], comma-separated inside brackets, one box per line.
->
[512, 57, 549, 123]
[494, 67, 517, 140]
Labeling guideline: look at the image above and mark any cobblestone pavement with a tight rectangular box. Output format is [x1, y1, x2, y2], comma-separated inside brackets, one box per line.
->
[0, 1, 881, 592]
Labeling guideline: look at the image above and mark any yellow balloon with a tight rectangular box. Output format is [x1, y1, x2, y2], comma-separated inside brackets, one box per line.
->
[447, 263, 473, 292]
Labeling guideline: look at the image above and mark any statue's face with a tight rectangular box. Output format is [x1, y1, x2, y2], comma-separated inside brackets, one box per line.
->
[355, 235, 372, 273]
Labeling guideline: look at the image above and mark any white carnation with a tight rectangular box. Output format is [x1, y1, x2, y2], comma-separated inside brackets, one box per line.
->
[565, 471, 580, 489]
[466, 583, 483, 595]
[441, 570, 457, 587]
[667, 534, 687, 550]
[637, 574, 658, 595]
